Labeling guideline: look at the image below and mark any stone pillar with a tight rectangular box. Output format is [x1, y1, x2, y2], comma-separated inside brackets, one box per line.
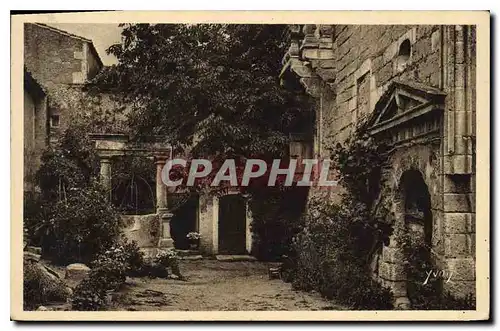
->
[245, 197, 253, 254]
[378, 198, 411, 309]
[155, 157, 168, 210]
[155, 156, 174, 248]
[442, 175, 476, 298]
[99, 157, 112, 200]
[198, 194, 215, 255]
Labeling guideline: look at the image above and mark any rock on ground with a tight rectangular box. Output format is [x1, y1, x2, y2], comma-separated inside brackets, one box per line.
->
[23, 257, 72, 310]
[65, 263, 90, 281]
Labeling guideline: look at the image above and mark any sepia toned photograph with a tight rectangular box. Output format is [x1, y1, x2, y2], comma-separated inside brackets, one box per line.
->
[11, 11, 489, 321]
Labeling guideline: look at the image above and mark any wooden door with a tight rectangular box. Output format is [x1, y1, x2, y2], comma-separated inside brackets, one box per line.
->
[218, 194, 246, 254]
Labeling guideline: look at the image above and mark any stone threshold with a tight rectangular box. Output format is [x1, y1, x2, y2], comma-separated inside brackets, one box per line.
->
[215, 255, 257, 262]
[179, 255, 204, 260]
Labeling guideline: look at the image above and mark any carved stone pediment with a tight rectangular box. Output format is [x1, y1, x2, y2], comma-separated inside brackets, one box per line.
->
[368, 80, 446, 145]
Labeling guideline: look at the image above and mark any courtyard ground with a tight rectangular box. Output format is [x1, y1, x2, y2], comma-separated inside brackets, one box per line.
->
[109, 259, 345, 311]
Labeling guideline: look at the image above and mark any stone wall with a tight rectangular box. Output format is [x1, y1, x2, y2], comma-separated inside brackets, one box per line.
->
[321, 25, 441, 149]
[282, 24, 476, 303]
[121, 214, 160, 248]
[23, 90, 39, 191]
[24, 73, 48, 193]
[198, 194, 217, 254]
[24, 23, 122, 140]
[25, 23, 82, 87]
[24, 23, 101, 88]
[45, 84, 129, 138]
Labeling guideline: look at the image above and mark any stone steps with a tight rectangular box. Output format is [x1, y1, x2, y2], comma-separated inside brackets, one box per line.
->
[140, 248, 257, 262]
[139, 247, 203, 260]
[215, 255, 257, 262]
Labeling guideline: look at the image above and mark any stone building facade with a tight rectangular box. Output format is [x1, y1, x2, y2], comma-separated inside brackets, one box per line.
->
[24, 23, 103, 87]
[24, 23, 127, 141]
[280, 25, 476, 305]
[23, 69, 48, 193]
[23, 23, 128, 192]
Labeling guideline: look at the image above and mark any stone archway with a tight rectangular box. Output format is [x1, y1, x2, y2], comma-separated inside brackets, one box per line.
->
[380, 168, 433, 309]
[89, 133, 174, 250]
[399, 170, 433, 248]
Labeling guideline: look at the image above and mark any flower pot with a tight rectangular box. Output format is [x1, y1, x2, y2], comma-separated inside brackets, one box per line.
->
[188, 239, 199, 250]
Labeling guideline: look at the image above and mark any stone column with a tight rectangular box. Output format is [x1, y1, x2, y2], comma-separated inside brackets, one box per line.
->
[245, 197, 253, 254]
[155, 156, 174, 248]
[100, 157, 112, 200]
[198, 194, 215, 255]
[378, 198, 411, 309]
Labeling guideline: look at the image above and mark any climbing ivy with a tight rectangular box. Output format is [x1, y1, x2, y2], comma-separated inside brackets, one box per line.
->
[330, 119, 393, 258]
[287, 119, 396, 309]
[396, 225, 476, 310]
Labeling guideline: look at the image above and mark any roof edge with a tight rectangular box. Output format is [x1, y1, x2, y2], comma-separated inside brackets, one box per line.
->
[31, 23, 104, 68]
[24, 67, 46, 98]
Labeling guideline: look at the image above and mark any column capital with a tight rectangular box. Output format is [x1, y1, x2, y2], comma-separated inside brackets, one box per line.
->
[154, 155, 169, 165]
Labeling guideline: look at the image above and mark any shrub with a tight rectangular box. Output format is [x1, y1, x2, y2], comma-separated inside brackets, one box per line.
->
[24, 119, 123, 265]
[122, 239, 146, 276]
[71, 277, 107, 311]
[398, 229, 476, 310]
[249, 186, 308, 261]
[36, 122, 99, 201]
[23, 260, 69, 310]
[70, 240, 172, 311]
[71, 243, 131, 311]
[28, 181, 122, 265]
[89, 246, 128, 291]
[416, 292, 475, 310]
[121, 248, 182, 279]
[281, 119, 395, 309]
[290, 200, 394, 310]
[152, 249, 180, 277]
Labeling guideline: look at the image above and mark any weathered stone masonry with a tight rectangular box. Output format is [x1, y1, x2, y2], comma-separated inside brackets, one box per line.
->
[281, 24, 476, 305]
[23, 23, 128, 193]
[24, 23, 102, 87]
[24, 23, 127, 141]
[24, 70, 48, 193]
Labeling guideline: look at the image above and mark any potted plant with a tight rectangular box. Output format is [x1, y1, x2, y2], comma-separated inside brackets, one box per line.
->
[186, 232, 201, 250]
[153, 248, 179, 278]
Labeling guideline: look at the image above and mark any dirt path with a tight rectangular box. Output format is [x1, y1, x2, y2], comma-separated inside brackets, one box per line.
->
[110, 260, 345, 311]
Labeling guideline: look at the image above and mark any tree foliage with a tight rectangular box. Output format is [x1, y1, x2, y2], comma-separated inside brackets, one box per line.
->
[289, 198, 394, 310]
[283, 121, 396, 309]
[330, 119, 393, 259]
[87, 24, 315, 258]
[91, 24, 312, 160]
[25, 94, 124, 264]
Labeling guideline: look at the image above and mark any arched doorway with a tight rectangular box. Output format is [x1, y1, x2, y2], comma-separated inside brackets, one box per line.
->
[400, 170, 433, 247]
[169, 193, 199, 250]
[394, 169, 434, 307]
[218, 194, 247, 254]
